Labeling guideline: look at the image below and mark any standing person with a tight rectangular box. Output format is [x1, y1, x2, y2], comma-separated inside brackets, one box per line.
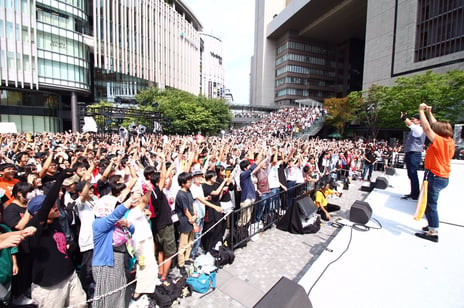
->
[415, 104, 454, 243]
[0, 163, 19, 206]
[174, 172, 196, 277]
[401, 113, 426, 200]
[92, 192, 137, 308]
[25, 172, 87, 308]
[238, 150, 264, 226]
[361, 145, 376, 181]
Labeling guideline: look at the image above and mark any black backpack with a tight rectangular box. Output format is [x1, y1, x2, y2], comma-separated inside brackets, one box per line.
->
[213, 246, 235, 268]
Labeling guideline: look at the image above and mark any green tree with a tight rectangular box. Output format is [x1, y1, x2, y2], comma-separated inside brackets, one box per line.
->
[348, 84, 389, 139]
[324, 97, 355, 136]
[136, 87, 231, 135]
[380, 70, 464, 127]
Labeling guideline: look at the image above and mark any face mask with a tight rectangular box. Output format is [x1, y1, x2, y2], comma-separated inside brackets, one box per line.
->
[26, 191, 36, 201]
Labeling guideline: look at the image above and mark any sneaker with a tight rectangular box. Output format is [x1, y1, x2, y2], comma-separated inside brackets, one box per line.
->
[12, 294, 34, 306]
[258, 221, 264, 230]
[401, 194, 411, 200]
[422, 226, 429, 232]
[415, 232, 438, 243]
[129, 294, 150, 308]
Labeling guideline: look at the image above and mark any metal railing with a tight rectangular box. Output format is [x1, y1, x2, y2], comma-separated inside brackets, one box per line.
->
[228, 182, 310, 250]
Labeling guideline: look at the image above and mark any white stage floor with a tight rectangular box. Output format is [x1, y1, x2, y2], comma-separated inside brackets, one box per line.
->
[299, 161, 464, 308]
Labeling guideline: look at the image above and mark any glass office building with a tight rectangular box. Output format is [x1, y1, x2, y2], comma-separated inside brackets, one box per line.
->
[0, 0, 202, 132]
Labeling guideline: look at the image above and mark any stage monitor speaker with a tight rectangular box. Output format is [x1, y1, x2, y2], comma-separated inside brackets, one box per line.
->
[254, 277, 312, 308]
[360, 181, 374, 192]
[296, 195, 317, 220]
[349, 200, 372, 224]
[375, 177, 388, 189]
[385, 167, 395, 176]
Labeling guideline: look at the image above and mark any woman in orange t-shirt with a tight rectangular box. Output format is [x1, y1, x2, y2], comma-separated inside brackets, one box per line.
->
[415, 103, 455, 243]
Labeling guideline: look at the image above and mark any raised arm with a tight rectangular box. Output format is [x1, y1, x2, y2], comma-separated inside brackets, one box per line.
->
[419, 103, 436, 142]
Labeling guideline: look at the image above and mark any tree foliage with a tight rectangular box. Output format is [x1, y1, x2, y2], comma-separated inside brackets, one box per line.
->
[345, 70, 464, 138]
[323, 97, 356, 135]
[136, 87, 232, 135]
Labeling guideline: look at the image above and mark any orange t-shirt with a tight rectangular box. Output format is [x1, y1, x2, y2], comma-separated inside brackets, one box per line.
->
[0, 177, 20, 205]
[424, 135, 455, 178]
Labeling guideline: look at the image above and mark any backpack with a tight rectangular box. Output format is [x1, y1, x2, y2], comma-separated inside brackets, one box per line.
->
[186, 271, 217, 294]
[152, 276, 188, 308]
[212, 246, 235, 268]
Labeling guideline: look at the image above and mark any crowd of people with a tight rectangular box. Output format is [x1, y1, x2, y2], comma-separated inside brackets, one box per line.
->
[0, 104, 454, 307]
[232, 106, 324, 138]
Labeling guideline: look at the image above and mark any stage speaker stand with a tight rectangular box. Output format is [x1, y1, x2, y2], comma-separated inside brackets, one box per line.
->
[375, 177, 388, 190]
[385, 167, 395, 176]
[349, 201, 372, 224]
[360, 181, 374, 192]
[254, 277, 312, 308]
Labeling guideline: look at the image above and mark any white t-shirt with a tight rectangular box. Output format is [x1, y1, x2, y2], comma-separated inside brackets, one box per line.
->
[75, 196, 97, 252]
[190, 183, 205, 219]
[127, 206, 152, 247]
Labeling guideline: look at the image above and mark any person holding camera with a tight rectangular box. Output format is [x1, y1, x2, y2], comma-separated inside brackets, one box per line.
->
[314, 180, 341, 221]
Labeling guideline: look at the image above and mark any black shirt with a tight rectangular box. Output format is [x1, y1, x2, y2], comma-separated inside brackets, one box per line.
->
[202, 183, 222, 224]
[29, 220, 74, 287]
[151, 185, 173, 232]
[175, 190, 194, 233]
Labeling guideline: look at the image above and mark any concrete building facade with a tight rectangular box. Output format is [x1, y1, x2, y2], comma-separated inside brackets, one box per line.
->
[199, 33, 224, 100]
[363, 0, 464, 89]
[251, 0, 463, 107]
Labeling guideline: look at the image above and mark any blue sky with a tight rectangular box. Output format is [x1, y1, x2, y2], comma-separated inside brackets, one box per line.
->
[184, 0, 255, 105]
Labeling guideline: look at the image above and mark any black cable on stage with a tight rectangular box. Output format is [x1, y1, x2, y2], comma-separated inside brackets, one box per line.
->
[307, 226, 354, 296]
[439, 221, 464, 228]
[307, 217, 383, 296]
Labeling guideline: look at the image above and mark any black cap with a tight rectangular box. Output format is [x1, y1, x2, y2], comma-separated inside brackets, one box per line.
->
[412, 114, 420, 120]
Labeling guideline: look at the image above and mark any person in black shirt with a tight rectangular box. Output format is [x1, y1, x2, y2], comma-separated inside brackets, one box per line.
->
[148, 161, 176, 282]
[25, 171, 87, 308]
[174, 172, 196, 276]
[362, 145, 376, 181]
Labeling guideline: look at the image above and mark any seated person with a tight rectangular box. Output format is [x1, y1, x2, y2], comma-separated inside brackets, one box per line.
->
[314, 181, 341, 221]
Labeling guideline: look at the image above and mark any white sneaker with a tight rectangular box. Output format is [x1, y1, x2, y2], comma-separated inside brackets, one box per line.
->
[12, 294, 34, 306]
[129, 294, 150, 308]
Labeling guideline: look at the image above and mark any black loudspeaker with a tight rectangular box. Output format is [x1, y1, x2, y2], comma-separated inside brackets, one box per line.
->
[296, 195, 317, 220]
[385, 167, 395, 176]
[349, 200, 372, 224]
[375, 177, 388, 189]
[360, 181, 374, 192]
[254, 277, 312, 308]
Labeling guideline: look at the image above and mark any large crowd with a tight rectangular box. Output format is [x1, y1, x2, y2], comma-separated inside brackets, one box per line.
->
[232, 106, 324, 138]
[0, 106, 407, 308]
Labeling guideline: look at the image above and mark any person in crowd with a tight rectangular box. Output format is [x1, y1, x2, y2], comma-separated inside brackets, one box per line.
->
[361, 145, 376, 181]
[127, 186, 159, 306]
[74, 169, 98, 299]
[148, 164, 176, 283]
[238, 149, 265, 226]
[2, 182, 35, 305]
[401, 113, 426, 200]
[201, 170, 227, 253]
[189, 169, 207, 258]
[415, 104, 454, 243]
[0, 224, 36, 306]
[174, 172, 196, 276]
[314, 180, 341, 221]
[92, 189, 138, 308]
[0, 163, 19, 206]
[25, 171, 87, 308]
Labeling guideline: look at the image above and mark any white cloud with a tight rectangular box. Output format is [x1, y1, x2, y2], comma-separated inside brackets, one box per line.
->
[184, 0, 255, 105]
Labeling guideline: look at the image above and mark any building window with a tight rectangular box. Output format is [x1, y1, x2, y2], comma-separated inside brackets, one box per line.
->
[415, 0, 464, 62]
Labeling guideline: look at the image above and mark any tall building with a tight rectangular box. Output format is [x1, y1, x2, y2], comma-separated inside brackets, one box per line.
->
[199, 33, 224, 99]
[251, 0, 366, 107]
[0, 0, 202, 132]
[363, 0, 464, 89]
[251, 0, 464, 108]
